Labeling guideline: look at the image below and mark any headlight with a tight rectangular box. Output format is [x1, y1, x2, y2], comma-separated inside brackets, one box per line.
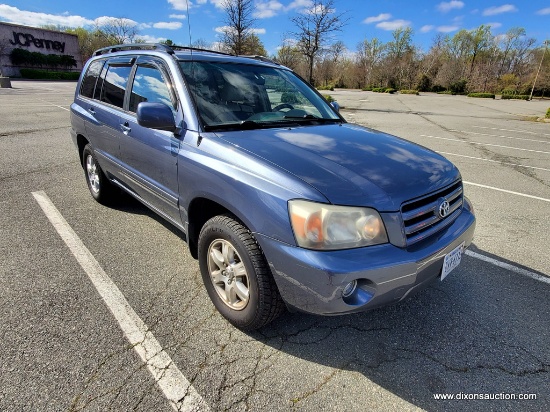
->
[289, 200, 388, 250]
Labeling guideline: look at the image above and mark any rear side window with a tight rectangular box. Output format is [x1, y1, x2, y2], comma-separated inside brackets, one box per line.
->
[80, 60, 105, 98]
[128, 65, 173, 113]
[99, 65, 133, 109]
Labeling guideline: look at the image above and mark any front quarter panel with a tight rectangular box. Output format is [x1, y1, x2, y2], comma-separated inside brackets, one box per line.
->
[178, 131, 329, 246]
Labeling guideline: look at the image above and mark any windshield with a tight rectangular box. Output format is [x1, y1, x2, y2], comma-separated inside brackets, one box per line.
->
[179, 61, 341, 131]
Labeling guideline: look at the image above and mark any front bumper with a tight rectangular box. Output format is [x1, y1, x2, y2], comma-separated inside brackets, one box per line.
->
[256, 208, 475, 315]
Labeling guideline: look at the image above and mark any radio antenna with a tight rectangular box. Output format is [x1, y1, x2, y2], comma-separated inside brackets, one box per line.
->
[185, 0, 193, 50]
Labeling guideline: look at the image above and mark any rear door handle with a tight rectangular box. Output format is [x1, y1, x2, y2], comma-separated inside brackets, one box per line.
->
[88, 107, 95, 114]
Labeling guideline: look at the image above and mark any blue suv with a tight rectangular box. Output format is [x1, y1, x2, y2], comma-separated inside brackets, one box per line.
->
[70, 44, 475, 330]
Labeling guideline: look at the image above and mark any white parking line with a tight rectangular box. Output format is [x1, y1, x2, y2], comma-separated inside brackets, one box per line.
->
[472, 125, 550, 137]
[465, 250, 550, 285]
[39, 99, 70, 112]
[463, 181, 550, 203]
[449, 130, 549, 144]
[32, 191, 210, 412]
[420, 135, 550, 155]
[437, 151, 550, 172]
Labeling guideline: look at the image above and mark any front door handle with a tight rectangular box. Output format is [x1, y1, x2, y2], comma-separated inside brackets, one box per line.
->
[120, 122, 131, 133]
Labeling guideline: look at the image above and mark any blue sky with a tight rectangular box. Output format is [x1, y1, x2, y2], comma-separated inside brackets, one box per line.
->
[1, 1, 549, 55]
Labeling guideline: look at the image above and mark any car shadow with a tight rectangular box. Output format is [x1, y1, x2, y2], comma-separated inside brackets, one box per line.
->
[106, 190, 187, 242]
[248, 243, 549, 411]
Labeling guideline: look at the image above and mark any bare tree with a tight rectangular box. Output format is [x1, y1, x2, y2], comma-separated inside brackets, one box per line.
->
[96, 17, 139, 44]
[220, 0, 256, 55]
[275, 41, 303, 70]
[356, 37, 385, 87]
[290, 0, 348, 85]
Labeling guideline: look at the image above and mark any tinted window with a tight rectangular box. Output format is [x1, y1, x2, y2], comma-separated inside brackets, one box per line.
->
[129, 65, 173, 113]
[80, 60, 105, 98]
[99, 65, 133, 109]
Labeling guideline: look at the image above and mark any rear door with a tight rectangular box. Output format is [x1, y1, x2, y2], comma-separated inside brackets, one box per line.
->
[117, 56, 182, 225]
[83, 57, 135, 177]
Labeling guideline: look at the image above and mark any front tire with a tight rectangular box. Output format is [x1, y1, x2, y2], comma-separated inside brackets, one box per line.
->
[198, 214, 285, 330]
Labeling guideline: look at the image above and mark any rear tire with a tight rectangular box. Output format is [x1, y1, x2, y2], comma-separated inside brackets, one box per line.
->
[82, 144, 115, 205]
[198, 214, 285, 330]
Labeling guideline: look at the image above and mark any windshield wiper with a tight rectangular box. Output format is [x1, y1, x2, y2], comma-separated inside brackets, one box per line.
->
[203, 120, 264, 132]
[283, 114, 340, 123]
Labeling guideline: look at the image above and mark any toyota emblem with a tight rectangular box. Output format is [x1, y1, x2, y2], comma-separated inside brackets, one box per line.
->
[439, 199, 450, 218]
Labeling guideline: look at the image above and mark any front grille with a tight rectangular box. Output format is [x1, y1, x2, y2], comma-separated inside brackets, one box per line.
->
[401, 180, 463, 245]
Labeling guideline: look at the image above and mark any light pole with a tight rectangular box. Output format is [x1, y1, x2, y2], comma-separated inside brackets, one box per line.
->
[529, 40, 549, 101]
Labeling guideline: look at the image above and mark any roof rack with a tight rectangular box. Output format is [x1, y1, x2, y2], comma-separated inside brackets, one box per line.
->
[169, 45, 232, 56]
[93, 43, 175, 56]
[239, 55, 280, 65]
[91, 43, 282, 66]
[93, 43, 234, 57]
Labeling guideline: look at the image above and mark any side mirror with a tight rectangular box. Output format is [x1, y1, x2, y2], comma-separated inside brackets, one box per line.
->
[330, 101, 340, 113]
[136, 102, 176, 132]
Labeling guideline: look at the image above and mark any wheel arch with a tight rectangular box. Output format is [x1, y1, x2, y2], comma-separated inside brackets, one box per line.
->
[187, 197, 235, 259]
[76, 134, 89, 167]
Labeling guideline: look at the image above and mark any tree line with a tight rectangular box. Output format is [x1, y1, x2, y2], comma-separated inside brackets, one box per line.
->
[32, 0, 549, 96]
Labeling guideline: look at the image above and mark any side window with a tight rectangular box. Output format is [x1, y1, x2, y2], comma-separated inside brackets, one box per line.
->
[128, 65, 174, 113]
[99, 65, 133, 109]
[80, 60, 105, 98]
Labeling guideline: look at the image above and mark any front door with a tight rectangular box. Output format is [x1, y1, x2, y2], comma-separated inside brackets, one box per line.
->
[118, 59, 181, 226]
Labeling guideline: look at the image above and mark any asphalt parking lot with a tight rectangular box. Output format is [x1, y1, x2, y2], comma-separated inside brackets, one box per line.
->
[1, 80, 548, 411]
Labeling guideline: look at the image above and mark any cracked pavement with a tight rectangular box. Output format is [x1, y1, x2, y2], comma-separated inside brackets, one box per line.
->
[1, 82, 548, 411]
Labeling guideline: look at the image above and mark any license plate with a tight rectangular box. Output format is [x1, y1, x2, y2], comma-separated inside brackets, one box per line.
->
[441, 242, 464, 281]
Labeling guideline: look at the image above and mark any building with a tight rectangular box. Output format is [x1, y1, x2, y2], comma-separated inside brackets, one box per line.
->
[0, 22, 83, 77]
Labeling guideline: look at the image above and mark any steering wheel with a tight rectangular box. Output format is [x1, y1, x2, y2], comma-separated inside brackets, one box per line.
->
[272, 103, 295, 112]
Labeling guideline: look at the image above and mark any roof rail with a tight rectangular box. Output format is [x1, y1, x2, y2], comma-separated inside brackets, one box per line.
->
[93, 43, 176, 56]
[239, 55, 281, 65]
[92, 43, 235, 58]
[169, 45, 232, 56]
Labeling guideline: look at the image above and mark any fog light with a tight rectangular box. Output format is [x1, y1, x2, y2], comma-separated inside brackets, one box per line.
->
[342, 280, 357, 298]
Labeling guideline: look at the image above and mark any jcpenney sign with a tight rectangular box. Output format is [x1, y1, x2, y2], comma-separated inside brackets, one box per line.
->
[9, 31, 66, 53]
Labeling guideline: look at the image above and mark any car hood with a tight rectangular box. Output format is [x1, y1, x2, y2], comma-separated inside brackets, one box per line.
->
[214, 123, 460, 211]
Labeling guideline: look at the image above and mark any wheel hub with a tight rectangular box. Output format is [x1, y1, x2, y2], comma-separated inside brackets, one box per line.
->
[207, 239, 250, 311]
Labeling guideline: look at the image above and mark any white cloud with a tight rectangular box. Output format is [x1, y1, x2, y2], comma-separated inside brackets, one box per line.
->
[167, 0, 188, 11]
[420, 25, 435, 33]
[0, 4, 93, 27]
[136, 34, 168, 43]
[286, 0, 313, 11]
[376, 19, 411, 31]
[536, 7, 550, 15]
[486, 22, 502, 29]
[94, 16, 139, 27]
[169, 14, 187, 19]
[153, 21, 183, 29]
[254, 1, 284, 18]
[437, 1, 465, 13]
[210, 0, 225, 9]
[215, 25, 230, 34]
[437, 25, 459, 33]
[215, 26, 266, 35]
[482, 4, 517, 16]
[363, 13, 391, 24]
